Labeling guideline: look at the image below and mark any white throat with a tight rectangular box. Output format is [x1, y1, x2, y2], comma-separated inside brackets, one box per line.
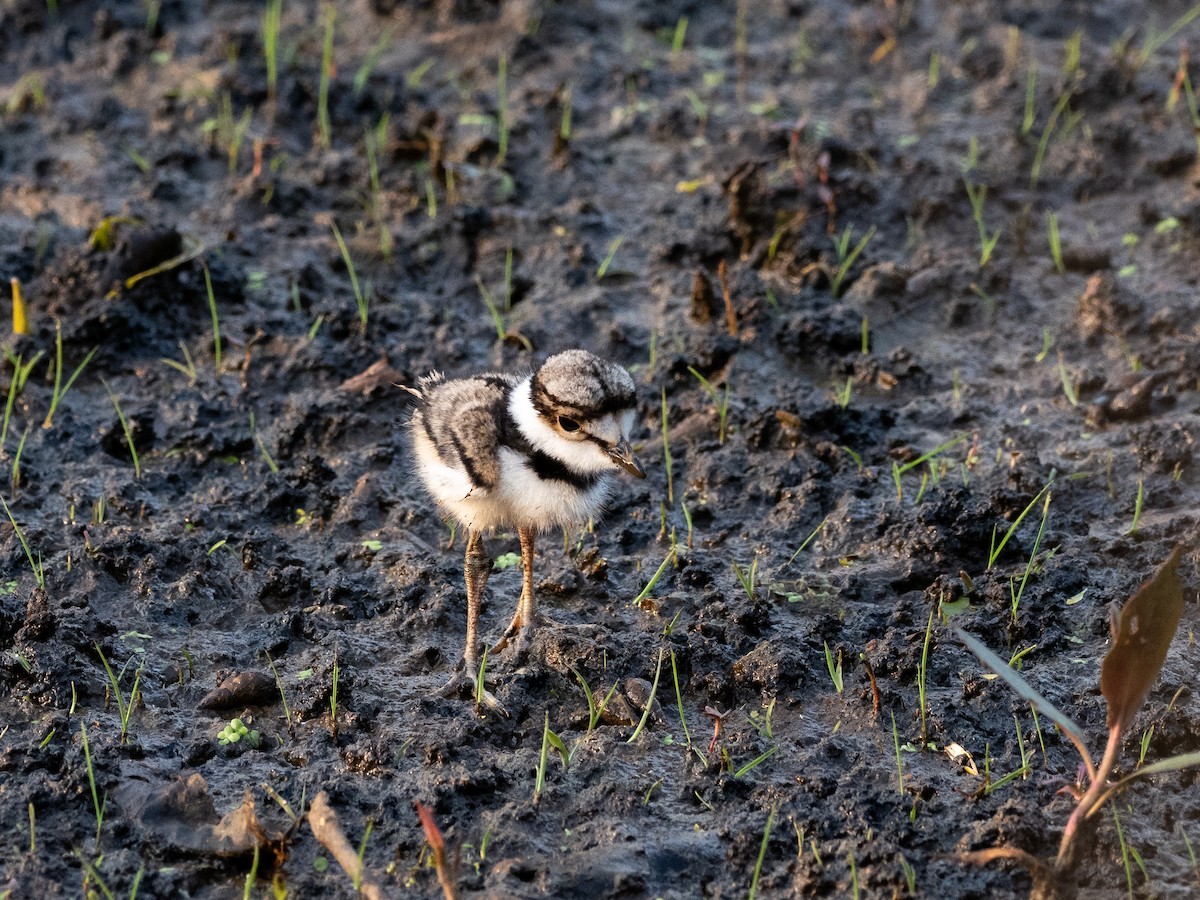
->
[508, 376, 616, 476]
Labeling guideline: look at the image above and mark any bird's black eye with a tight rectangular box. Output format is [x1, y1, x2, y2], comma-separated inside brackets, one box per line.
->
[558, 415, 580, 432]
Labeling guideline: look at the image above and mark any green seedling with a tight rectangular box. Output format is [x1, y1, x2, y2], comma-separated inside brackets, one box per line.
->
[249, 412, 279, 473]
[329, 651, 340, 737]
[668, 650, 693, 752]
[1009, 489, 1052, 623]
[261, 0, 282, 119]
[1128, 476, 1144, 535]
[534, 711, 552, 800]
[1047, 211, 1064, 273]
[330, 222, 369, 328]
[80, 721, 106, 848]
[495, 54, 508, 166]
[963, 178, 1000, 267]
[957, 546, 1200, 893]
[824, 641, 843, 693]
[353, 27, 393, 94]
[95, 643, 142, 742]
[317, 3, 335, 147]
[987, 474, 1054, 569]
[660, 387, 673, 504]
[474, 645, 489, 709]
[475, 275, 530, 350]
[218, 717, 262, 748]
[732, 555, 758, 601]
[917, 610, 934, 744]
[733, 746, 778, 779]
[1030, 91, 1071, 188]
[747, 807, 776, 900]
[891, 434, 966, 500]
[1057, 351, 1078, 405]
[0, 495, 44, 588]
[353, 819, 374, 892]
[835, 376, 852, 408]
[4, 72, 46, 115]
[201, 262, 222, 370]
[265, 653, 293, 732]
[159, 341, 198, 384]
[244, 846, 260, 900]
[633, 547, 676, 606]
[11, 423, 28, 493]
[102, 381, 141, 479]
[830, 225, 876, 297]
[891, 712, 905, 794]
[42, 323, 98, 430]
[570, 665, 619, 735]
[626, 648, 665, 743]
[1138, 4, 1200, 67]
[596, 235, 625, 279]
[1022, 63, 1038, 134]
[364, 123, 393, 258]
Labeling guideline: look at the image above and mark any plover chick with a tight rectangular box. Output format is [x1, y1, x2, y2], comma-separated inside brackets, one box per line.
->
[410, 349, 645, 713]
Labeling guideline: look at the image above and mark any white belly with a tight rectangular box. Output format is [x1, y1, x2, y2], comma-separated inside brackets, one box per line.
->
[412, 428, 612, 533]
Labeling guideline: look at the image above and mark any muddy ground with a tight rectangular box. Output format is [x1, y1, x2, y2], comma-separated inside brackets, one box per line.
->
[1, 0, 1199, 897]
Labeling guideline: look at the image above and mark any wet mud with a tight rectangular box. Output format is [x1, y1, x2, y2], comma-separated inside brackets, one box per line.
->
[1, 1, 1200, 897]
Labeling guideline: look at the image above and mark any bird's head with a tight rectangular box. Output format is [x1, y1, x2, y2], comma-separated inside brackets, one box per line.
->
[530, 350, 645, 479]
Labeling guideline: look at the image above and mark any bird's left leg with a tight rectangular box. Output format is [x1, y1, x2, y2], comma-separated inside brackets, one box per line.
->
[493, 524, 539, 657]
[439, 528, 507, 715]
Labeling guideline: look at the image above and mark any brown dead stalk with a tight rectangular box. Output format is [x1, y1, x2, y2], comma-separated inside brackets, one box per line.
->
[307, 791, 387, 900]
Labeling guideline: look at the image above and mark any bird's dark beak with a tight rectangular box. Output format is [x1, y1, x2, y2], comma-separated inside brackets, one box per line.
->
[608, 439, 645, 479]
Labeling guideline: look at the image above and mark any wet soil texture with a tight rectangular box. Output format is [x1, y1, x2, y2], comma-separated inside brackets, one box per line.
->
[2, 0, 1200, 897]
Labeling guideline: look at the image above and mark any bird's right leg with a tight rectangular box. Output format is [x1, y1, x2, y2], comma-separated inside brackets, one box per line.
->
[440, 529, 507, 715]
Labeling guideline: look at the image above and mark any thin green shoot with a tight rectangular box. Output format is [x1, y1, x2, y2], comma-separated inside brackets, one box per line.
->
[159, 341, 197, 384]
[1030, 91, 1071, 188]
[733, 746, 777, 778]
[329, 650, 339, 736]
[249, 412, 279, 474]
[1179, 824, 1197, 878]
[823, 641, 843, 693]
[1113, 808, 1135, 898]
[0, 495, 44, 588]
[80, 721, 106, 848]
[559, 85, 573, 141]
[42, 323, 98, 429]
[406, 58, 434, 88]
[495, 54, 508, 166]
[569, 665, 618, 733]
[1010, 490, 1051, 623]
[669, 649, 692, 750]
[597, 235, 625, 278]
[476, 275, 506, 342]
[474, 646, 490, 709]
[681, 502, 694, 549]
[660, 387, 673, 504]
[836, 376, 852, 409]
[900, 854, 917, 894]
[671, 16, 688, 54]
[244, 845, 259, 899]
[1128, 476, 1144, 534]
[747, 807, 776, 900]
[1057, 350, 1078, 405]
[1036, 327, 1053, 363]
[891, 711, 904, 794]
[261, 0, 282, 119]
[830, 225, 876, 297]
[626, 648, 665, 743]
[987, 476, 1054, 569]
[1022, 63, 1037, 134]
[1138, 4, 1200, 67]
[364, 123, 393, 258]
[1138, 725, 1154, 767]
[1, 350, 42, 447]
[102, 381, 141, 479]
[786, 516, 828, 567]
[849, 849, 860, 899]
[317, 4, 335, 148]
[917, 610, 934, 745]
[534, 711, 551, 800]
[95, 643, 142, 742]
[330, 223, 368, 327]
[686, 365, 731, 443]
[27, 802, 35, 853]
[265, 653, 293, 731]
[892, 434, 967, 500]
[963, 178, 1000, 266]
[634, 547, 676, 606]
[861, 315, 869, 354]
[76, 852, 114, 900]
[352, 819, 373, 891]
[503, 246, 514, 311]
[1047, 211, 1064, 273]
[732, 555, 758, 601]
[11, 424, 28, 493]
[201, 262, 222, 370]
[353, 28, 393, 94]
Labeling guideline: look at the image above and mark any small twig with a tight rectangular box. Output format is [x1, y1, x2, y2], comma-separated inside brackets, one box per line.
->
[717, 259, 738, 337]
[307, 791, 386, 900]
[415, 801, 459, 900]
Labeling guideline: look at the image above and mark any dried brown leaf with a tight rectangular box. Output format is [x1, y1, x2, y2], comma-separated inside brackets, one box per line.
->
[1100, 545, 1186, 734]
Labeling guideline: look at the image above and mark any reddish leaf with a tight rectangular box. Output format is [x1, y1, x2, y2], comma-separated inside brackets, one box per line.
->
[1100, 545, 1187, 734]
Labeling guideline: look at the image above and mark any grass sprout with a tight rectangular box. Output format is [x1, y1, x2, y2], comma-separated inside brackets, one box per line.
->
[95, 642, 143, 742]
[831, 225, 876, 297]
[102, 381, 141, 479]
[42, 323, 98, 430]
[330, 222, 369, 328]
[0, 495, 44, 588]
